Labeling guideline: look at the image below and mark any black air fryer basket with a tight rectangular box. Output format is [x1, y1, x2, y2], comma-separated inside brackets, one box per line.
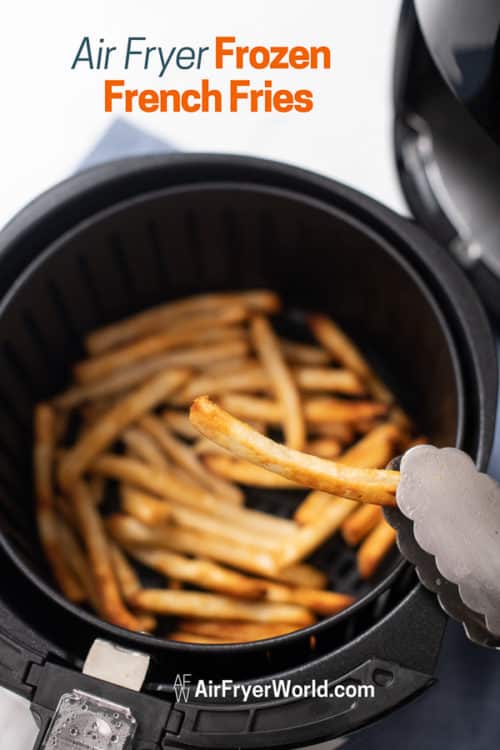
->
[0, 153, 496, 749]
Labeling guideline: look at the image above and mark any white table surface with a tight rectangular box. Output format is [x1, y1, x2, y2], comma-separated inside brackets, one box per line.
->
[0, 1, 404, 746]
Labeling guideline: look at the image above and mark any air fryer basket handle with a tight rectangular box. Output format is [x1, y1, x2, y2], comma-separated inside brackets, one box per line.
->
[22, 585, 445, 750]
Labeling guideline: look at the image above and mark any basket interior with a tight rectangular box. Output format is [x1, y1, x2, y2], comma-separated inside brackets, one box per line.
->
[0, 183, 462, 678]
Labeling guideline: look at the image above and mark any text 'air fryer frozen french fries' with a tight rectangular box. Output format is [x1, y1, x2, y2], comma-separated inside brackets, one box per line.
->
[33, 289, 412, 642]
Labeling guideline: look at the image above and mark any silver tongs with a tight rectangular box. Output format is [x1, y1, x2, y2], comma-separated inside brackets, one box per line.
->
[385, 445, 500, 648]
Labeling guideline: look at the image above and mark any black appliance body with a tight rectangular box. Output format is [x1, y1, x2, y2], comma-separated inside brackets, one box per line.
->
[394, 0, 500, 321]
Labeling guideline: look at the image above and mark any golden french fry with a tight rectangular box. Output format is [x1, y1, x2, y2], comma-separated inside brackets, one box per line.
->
[127, 546, 268, 599]
[140, 414, 243, 504]
[123, 487, 281, 551]
[357, 520, 397, 578]
[250, 316, 305, 450]
[75, 307, 247, 384]
[122, 427, 170, 470]
[108, 543, 141, 600]
[265, 584, 354, 616]
[294, 422, 400, 524]
[190, 397, 399, 505]
[107, 514, 324, 587]
[294, 367, 365, 395]
[58, 368, 190, 490]
[309, 421, 355, 444]
[53, 340, 248, 410]
[177, 619, 297, 641]
[203, 454, 303, 489]
[58, 518, 99, 608]
[336, 422, 401, 468]
[309, 315, 412, 430]
[86, 289, 281, 355]
[88, 474, 106, 505]
[54, 408, 70, 445]
[121, 486, 172, 525]
[303, 398, 388, 424]
[293, 492, 333, 526]
[92, 454, 297, 536]
[341, 504, 383, 546]
[162, 410, 201, 440]
[218, 393, 387, 426]
[277, 497, 358, 568]
[306, 438, 342, 459]
[131, 588, 315, 625]
[280, 339, 331, 366]
[71, 481, 142, 630]
[171, 364, 268, 406]
[33, 403, 85, 603]
[201, 356, 252, 376]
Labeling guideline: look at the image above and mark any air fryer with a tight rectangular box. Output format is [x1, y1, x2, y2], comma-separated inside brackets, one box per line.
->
[0, 4, 499, 749]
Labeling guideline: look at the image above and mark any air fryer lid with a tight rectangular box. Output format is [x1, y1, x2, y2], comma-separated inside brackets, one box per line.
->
[415, 0, 500, 147]
[394, 0, 500, 320]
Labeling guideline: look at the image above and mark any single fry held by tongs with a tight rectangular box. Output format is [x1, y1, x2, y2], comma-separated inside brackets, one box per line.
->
[189, 397, 400, 505]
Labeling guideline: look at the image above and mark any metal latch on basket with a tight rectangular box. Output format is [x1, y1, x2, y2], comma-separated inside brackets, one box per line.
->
[41, 690, 136, 749]
[41, 640, 150, 749]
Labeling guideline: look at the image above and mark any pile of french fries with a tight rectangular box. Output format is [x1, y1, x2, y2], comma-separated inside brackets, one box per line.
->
[33, 289, 419, 644]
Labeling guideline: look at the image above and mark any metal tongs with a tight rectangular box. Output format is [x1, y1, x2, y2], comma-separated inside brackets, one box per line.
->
[385, 445, 500, 648]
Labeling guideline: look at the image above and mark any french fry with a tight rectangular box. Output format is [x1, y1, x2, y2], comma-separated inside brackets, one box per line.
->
[250, 316, 305, 450]
[140, 414, 243, 504]
[127, 546, 268, 599]
[58, 517, 99, 608]
[293, 492, 332, 526]
[71, 481, 142, 630]
[107, 543, 158, 633]
[177, 619, 297, 641]
[75, 307, 247, 384]
[86, 289, 281, 355]
[218, 394, 387, 426]
[111, 513, 280, 576]
[53, 340, 248, 410]
[123, 487, 281, 551]
[357, 520, 397, 579]
[303, 398, 387, 424]
[294, 367, 365, 395]
[306, 438, 342, 459]
[121, 486, 172, 525]
[92, 455, 297, 536]
[130, 588, 315, 625]
[122, 427, 170, 470]
[171, 364, 268, 406]
[280, 339, 331, 366]
[190, 397, 399, 505]
[336, 422, 401, 468]
[276, 497, 358, 568]
[265, 584, 354, 616]
[203, 454, 303, 489]
[107, 514, 324, 586]
[33, 403, 85, 603]
[309, 315, 412, 430]
[309, 422, 355, 444]
[58, 368, 191, 491]
[201, 356, 252, 376]
[108, 542, 142, 600]
[294, 422, 400, 524]
[162, 410, 201, 440]
[342, 505, 383, 546]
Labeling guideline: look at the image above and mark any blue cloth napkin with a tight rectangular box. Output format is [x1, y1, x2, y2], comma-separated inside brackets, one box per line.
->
[82, 121, 500, 749]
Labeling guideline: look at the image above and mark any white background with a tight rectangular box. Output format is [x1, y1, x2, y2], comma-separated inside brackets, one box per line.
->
[0, 1, 403, 746]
